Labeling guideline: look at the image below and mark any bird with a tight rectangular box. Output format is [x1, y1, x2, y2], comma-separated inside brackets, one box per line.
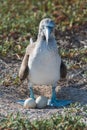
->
[19, 18, 71, 107]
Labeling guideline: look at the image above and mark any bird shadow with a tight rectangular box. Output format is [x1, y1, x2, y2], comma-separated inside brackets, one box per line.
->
[56, 82, 87, 105]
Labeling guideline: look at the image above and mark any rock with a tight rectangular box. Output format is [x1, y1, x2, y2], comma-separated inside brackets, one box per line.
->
[24, 98, 36, 109]
[36, 96, 48, 108]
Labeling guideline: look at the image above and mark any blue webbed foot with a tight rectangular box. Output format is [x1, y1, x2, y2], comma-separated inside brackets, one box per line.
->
[47, 98, 71, 107]
[17, 99, 25, 105]
[47, 84, 71, 107]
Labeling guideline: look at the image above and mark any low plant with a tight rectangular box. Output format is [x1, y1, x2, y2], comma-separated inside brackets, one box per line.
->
[0, 0, 87, 57]
[0, 104, 87, 130]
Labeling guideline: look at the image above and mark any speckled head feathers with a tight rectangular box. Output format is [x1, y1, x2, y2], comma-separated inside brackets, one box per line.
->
[38, 18, 55, 41]
[39, 18, 55, 29]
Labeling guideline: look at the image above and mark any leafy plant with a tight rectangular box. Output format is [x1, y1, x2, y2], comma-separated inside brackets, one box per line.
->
[0, 104, 87, 130]
[0, 0, 87, 58]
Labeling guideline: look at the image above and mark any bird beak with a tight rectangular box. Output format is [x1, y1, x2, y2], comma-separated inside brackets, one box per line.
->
[44, 26, 52, 43]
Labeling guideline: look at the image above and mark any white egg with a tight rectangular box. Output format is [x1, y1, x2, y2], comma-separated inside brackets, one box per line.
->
[36, 96, 48, 108]
[24, 98, 36, 108]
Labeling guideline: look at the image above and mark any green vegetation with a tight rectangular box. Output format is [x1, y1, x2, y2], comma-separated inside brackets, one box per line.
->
[0, 0, 87, 57]
[0, 104, 87, 130]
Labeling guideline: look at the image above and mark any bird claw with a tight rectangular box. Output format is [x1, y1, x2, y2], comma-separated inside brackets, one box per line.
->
[16, 99, 25, 106]
[47, 99, 71, 107]
[16, 97, 35, 106]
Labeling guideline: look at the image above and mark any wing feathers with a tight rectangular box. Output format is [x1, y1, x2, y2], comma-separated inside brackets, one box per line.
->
[60, 61, 67, 79]
[19, 54, 29, 80]
[19, 42, 36, 80]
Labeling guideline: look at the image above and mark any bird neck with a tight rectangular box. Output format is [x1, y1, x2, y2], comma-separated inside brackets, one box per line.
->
[36, 34, 57, 51]
[37, 33, 55, 43]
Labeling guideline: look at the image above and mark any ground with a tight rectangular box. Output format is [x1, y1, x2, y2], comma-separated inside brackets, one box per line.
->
[0, 25, 87, 121]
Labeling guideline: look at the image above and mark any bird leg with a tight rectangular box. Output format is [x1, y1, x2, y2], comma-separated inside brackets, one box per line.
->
[47, 84, 71, 107]
[16, 83, 35, 105]
[51, 85, 57, 101]
[29, 83, 35, 100]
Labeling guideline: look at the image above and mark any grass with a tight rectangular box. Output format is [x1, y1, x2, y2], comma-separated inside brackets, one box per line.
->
[0, 104, 87, 130]
[0, 0, 87, 57]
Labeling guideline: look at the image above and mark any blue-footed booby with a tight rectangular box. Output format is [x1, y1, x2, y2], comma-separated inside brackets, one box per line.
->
[19, 18, 71, 107]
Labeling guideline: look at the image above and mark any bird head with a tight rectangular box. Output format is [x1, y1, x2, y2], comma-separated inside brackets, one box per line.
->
[38, 18, 55, 43]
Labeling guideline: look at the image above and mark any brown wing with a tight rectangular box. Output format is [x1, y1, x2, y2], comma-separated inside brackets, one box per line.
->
[60, 60, 67, 79]
[19, 43, 36, 81]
